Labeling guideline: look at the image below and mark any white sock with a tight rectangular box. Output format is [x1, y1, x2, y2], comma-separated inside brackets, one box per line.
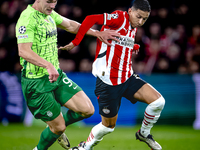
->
[85, 122, 114, 150]
[140, 96, 165, 137]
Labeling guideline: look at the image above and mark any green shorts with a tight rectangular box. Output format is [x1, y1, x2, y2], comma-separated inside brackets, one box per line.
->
[21, 69, 82, 122]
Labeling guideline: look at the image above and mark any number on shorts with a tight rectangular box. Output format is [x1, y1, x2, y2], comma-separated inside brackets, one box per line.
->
[63, 77, 72, 87]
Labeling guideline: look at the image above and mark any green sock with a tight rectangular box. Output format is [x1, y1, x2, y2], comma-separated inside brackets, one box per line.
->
[37, 127, 60, 150]
[63, 110, 85, 126]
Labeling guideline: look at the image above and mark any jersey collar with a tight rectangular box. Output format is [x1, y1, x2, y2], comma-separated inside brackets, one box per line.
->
[28, 4, 48, 17]
[125, 11, 136, 30]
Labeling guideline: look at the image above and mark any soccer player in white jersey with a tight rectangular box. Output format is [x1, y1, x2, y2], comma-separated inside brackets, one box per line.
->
[60, 0, 165, 150]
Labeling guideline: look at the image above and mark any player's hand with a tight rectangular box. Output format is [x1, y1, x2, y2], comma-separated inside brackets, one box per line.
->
[58, 42, 75, 51]
[46, 63, 59, 83]
[97, 30, 121, 46]
[133, 44, 140, 54]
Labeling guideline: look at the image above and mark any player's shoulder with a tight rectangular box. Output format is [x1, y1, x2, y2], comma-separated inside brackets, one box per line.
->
[111, 10, 125, 14]
[111, 10, 125, 16]
[49, 10, 60, 21]
[103, 10, 126, 29]
[17, 5, 37, 25]
[50, 10, 63, 25]
[108, 10, 126, 20]
[50, 10, 59, 17]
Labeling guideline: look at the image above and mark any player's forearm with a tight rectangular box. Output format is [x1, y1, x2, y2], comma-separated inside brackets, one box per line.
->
[18, 43, 52, 69]
[60, 15, 103, 41]
[63, 20, 97, 36]
[57, 17, 80, 34]
[85, 28, 100, 37]
[66, 19, 81, 34]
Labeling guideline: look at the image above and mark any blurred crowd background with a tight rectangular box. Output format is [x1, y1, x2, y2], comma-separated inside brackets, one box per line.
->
[0, 0, 200, 75]
[0, 0, 200, 129]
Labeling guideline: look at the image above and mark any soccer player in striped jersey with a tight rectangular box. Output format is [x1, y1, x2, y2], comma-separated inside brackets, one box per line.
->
[61, 0, 165, 150]
[15, 0, 120, 150]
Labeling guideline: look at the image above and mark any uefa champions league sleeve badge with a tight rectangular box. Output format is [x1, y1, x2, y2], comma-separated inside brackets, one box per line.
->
[19, 26, 26, 34]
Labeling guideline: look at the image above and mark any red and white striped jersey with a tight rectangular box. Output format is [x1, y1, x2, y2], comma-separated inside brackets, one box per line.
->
[92, 10, 137, 86]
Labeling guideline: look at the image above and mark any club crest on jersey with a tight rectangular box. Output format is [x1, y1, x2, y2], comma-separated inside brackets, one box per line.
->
[107, 13, 118, 20]
[19, 26, 26, 34]
[47, 111, 53, 117]
[102, 107, 110, 114]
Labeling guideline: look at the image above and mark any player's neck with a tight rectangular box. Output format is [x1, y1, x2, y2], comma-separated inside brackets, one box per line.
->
[32, 2, 40, 12]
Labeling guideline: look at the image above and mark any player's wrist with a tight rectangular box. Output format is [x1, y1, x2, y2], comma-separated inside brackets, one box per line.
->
[72, 39, 78, 46]
[94, 30, 100, 38]
[45, 62, 54, 69]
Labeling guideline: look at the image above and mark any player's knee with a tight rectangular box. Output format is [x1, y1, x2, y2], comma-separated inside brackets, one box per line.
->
[52, 124, 66, 135]
[158, 96, 165, 109]
[81, 105, 95, 118]
[150, 96, 165, 110]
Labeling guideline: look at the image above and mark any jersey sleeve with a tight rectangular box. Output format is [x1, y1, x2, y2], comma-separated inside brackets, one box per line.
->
[16, 14, 35, 44]
[51, 10, 63, 25]
[72, 14, 104, 46]
[103, 10, 124, 29]
[72, 11, 124, 46]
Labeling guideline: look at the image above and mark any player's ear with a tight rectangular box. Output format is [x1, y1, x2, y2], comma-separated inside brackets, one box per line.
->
[128, 8, 133, 15]
[128, 7, 134, 14]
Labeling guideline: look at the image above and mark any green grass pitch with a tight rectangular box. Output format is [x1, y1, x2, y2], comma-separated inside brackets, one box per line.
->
[0, 123, 200, 150]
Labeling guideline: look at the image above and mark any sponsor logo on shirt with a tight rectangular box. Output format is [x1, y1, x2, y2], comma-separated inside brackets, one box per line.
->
[114, 35, 134, 49]
[18, 35, 28, 39]
[46, 29, 57, 39]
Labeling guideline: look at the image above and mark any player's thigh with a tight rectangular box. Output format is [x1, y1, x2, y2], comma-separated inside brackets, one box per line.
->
[134, 83, 161, 104]
[95, 77, 124, 118]
[22, 76, 61, 122]
[122, 74, 146, 104]
[26, 91, 61, 122]
[55, 74, 94, 115]
[63, 91, 94, 115]
[54, 75, 82, 105]
[54, 73, 93, 113]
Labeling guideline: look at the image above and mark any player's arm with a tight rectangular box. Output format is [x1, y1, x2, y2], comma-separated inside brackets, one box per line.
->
[57, 16, 120, 48]
[18, 43, 59, 82]
[71, 14, 105, 46]
[57, 17, 81, 34]
[57, 17, 100, 36]
[59, 14, 106, 50]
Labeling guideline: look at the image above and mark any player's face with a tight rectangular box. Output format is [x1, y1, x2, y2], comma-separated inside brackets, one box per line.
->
[128, 7, 150, 28]
[37, 0, 57, 15]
